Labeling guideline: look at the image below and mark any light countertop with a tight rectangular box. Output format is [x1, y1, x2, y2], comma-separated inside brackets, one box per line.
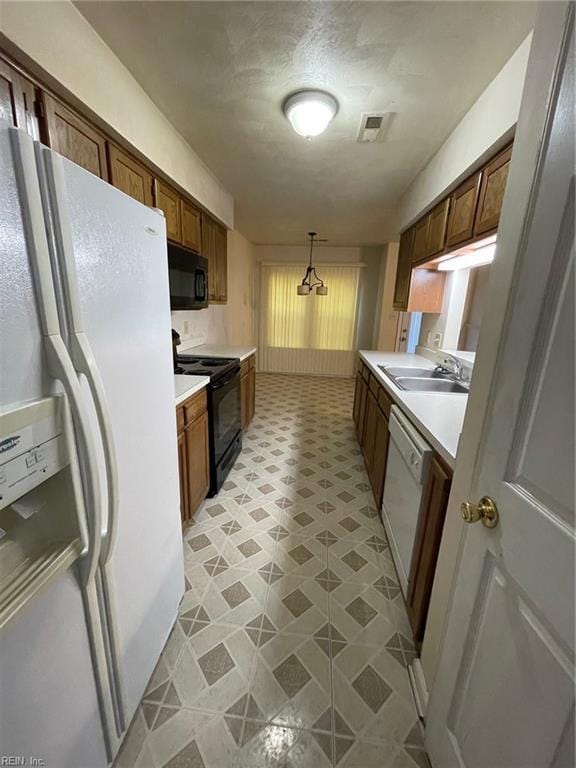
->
[174, 374, 209, 406]
[359, 351, 468, 468]
[179, 343, 257, 363]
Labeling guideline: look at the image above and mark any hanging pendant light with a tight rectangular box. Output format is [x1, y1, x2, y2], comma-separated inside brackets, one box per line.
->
[297, 232, 328, 295]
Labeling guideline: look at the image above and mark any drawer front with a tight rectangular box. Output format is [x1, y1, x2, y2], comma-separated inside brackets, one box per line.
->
[369, 374, 379, 397]
[241, 359, 251, 378]
[361, 364, 370, 383]
[176, 406, 185, 434]
[184, 389, 208, 425]
[247, 354, 256, 370]
[378, 387, 393, 418]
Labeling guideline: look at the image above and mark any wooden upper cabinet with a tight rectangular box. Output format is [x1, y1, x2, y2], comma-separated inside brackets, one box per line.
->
[393, 227, 415, 311]
[474, 144, 513, 236]
[412, 216, 430, 264]
[42, 93, 108, 180]
[214, 222, 228, 303]
[425, 198, 450, 258]
[181, 199, 202, 253]
[203, 213, 228, 303]
[108, 144, 153, 205]
[203, 213, 217, 300]
[408, 268, 446, 313]
[154, 180, 182, 243]
[446, 171, 482, 248]
[0, 59, 26, 129]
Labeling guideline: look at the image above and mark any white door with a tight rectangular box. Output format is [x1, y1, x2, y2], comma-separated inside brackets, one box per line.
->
[426, 6, 575, 768]
[395, 312, 409, 352]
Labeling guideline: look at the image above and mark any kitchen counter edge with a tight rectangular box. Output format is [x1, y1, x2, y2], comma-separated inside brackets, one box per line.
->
[359, 351, 468, 469]
[175, 374, 210, 407]
[180, 343, 257, 363]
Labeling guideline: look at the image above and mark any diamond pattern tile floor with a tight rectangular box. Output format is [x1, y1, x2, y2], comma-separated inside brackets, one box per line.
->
[114, 374, 429, 768]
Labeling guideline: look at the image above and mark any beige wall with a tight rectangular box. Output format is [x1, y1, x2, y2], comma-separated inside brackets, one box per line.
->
[398, 34, 532, 230]
[418, 269, 472, 351]
[374, 242, 400, 351]
[171, 230, 257, 348]
[0, 0, 234, 227]
[226, 230, 258, 346]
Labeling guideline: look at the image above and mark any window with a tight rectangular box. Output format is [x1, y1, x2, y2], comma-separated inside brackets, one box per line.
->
[263, 264, 360, 351]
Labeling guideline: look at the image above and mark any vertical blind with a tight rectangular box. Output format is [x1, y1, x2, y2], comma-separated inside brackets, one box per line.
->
[260, 264, 361, 376]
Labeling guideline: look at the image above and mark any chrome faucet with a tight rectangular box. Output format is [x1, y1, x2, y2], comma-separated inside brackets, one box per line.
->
[435, 353, 465, 382]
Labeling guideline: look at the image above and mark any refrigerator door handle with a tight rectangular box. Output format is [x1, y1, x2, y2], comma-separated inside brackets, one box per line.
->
[39, 147, 127, 734]
[69, 333, 120, 563]
[9, 129, 102, 586]
[40, 146, 120, 565]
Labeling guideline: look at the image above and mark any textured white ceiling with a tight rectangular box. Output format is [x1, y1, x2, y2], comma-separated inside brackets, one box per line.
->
[76, 1, 535, 245]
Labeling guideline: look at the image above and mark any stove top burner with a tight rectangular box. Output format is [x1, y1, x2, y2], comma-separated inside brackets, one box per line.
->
[175, 354, 240, 383]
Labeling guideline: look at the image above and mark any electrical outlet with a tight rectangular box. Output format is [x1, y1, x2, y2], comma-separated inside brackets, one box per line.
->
[183, 320, 189, 335]
[433, 332, 443, 348]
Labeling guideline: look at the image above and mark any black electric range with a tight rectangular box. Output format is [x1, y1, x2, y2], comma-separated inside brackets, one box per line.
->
[175, 355, 239, 382]
[176, 355, 242, 495]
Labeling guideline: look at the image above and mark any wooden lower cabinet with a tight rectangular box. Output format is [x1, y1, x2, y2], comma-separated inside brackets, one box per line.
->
[177, 431, 189, 523]
[358, 377, 391, 510]
[407, 456, 453, 643]
[241, 355, 256, 430]
[352, 355, 453, 644]
[363, 388, 379, 474]
[354, 370, 369, 446]
[370, 404, 390, 508]
[185, 411, 210, 518]
[176, 390, 209, 526]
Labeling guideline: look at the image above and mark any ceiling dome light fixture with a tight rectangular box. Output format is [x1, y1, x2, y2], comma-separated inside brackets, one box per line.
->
[283, 90, 339, 139]
[297, 232, 328, 295]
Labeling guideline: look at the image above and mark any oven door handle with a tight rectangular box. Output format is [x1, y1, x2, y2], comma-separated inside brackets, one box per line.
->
[211, 367, 240, 391]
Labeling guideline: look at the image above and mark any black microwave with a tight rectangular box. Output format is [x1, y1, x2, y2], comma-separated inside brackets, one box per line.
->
[168, 243, 208, 310]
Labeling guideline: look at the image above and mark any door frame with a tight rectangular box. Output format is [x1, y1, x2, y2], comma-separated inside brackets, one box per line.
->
[419, 0, 574, 717]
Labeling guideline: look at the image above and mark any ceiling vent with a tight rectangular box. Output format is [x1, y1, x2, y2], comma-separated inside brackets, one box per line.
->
[357, 112, 394, 143]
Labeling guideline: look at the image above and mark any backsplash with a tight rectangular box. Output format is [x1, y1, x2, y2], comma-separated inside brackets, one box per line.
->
[171, 306, 228, 350]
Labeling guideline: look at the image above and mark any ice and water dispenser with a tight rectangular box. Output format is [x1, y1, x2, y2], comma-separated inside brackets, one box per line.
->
[0, 396, 87, 627]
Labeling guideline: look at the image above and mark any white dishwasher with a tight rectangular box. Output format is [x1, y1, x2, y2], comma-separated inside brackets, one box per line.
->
[381, 405, 432, 597]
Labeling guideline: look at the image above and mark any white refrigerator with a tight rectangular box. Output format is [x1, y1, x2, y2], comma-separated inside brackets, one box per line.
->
[0, 124, 184, 766]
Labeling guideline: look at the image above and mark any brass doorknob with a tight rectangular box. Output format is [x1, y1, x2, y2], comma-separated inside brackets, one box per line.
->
[460, 496, 499, 528]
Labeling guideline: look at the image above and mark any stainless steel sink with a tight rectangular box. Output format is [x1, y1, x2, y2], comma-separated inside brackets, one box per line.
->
[395, 377, 469, 394]
[380, 366, 451, 379]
